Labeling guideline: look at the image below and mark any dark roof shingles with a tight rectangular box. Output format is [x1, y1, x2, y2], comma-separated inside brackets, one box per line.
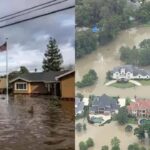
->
[16, 70, 68, 82]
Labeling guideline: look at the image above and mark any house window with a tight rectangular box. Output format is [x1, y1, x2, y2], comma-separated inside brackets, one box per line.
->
[15, 82, 27, 90]
[115, 72, 119, 76]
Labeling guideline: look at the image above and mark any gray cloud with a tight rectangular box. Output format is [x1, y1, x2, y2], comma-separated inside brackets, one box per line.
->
[0, 0, 75, 74]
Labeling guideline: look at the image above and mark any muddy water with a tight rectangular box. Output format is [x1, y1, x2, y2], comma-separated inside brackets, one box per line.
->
[76, 26, 150, 98]
[75, 120, 150, 150]
[0, 95, 74, 150]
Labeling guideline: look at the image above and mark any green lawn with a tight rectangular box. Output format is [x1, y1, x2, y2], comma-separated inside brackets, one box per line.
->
[128, 118, 137, 124]
[110, 82, 135, 89]
[142, 22, 150, 27]
[136, 80, 150, 86]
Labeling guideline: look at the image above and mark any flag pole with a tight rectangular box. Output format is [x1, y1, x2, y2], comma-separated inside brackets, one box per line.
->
[6, 38, 8, 102]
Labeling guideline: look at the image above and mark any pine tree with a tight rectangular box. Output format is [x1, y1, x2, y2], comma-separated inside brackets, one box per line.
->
[42, 37, 63, 72]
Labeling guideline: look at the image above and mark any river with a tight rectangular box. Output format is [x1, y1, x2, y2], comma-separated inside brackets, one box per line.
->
[76, 26, 150, 98]
[0, 95, 74, 150]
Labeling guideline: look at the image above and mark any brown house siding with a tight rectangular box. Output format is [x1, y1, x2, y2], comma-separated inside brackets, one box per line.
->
[13, 80, 29, 94]
[13, 80, 48, 94]
[30, 82, 48, 94]
[59, 72, 75, 99]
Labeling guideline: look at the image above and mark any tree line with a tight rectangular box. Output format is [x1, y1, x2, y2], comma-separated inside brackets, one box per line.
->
[120, 39, 150, 66]
[76, 0, 150, 59]
[79, 136, 148, 150]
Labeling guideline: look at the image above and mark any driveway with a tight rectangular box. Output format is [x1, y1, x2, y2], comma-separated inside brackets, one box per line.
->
[129, 80, 141, 86]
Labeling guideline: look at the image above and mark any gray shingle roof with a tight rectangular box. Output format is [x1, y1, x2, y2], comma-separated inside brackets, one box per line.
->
[90, 94, 119, 112]
[112, 65, 150, 76]
[10, 70, 68, 83]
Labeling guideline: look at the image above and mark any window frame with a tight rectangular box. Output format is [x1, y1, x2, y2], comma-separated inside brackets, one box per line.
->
[15, 82, 28, 90]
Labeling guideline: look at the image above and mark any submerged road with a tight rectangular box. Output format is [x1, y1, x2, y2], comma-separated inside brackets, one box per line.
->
[0, 95, 74, 150]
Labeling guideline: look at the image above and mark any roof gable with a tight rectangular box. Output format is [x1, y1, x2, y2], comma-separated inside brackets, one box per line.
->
[112, 65, 150, 76]
[55, 70, 75, 80]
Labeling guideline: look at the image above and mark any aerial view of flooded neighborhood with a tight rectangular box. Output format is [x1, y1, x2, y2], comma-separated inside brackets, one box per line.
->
[0, 0, 75, 150]
[75, 0, 150, 150]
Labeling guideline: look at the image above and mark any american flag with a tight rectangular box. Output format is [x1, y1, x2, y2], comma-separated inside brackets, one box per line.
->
[0, 42, 7, 52]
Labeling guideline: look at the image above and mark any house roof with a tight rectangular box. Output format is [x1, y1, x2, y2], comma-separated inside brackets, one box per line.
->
[75, 97, 84, 115]
[0, 78, 6, 89]
[90, 94, 119, 112]
[128, 100, 150, 111]
[55, 70, 75, 80]
[112, 65, 150, 76]
[10, 70, 68, 83]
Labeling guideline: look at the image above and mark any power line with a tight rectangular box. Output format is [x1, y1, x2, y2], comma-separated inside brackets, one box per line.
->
[0, 0, 68, 22]
[0, 0, 57, 20]
[0, 5, 74, 28]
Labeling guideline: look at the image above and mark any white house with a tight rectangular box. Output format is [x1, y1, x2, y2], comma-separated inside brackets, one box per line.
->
[111, 65, 150, 80]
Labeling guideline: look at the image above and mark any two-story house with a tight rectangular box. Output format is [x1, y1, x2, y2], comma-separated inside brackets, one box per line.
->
[111, 65, 150, 81]
[89, 94, 119, 115]
[128, 100, 150, 118]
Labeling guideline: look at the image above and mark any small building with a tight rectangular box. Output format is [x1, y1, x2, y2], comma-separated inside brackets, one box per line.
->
[0, 78, 6, 94]
[56, 70, 75, 100]
[9, 70, 68, 96]
[128, 100, 150, 118]
[82, 97, 89, 106]
[92, 25, 100, 33]
[111, 65, 150, 80]
[75, 97, 84, 116]
[89, 94, 119, 115]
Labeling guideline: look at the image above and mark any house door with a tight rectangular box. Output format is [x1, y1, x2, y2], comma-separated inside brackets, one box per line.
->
[49, 83, 60, 96]
[56, 83, 61, 97]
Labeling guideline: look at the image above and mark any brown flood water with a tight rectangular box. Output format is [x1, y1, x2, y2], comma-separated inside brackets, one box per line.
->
[76, 26, 150, 149]
[0, 95, 74, 150]
[75, 120, 150, 150]
[76, 26, 150, 98]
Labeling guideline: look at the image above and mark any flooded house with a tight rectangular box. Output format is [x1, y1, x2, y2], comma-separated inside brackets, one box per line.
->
[0, 77, 6, 94]
[128, 99, 150, 118]
[89, 94, 119, 115]
[9, 70, 74, 98]
[56, 70, 75, 100]
[111, 65, 150, 81]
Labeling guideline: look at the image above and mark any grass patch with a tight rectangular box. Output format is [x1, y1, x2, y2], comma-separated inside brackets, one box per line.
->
[142, 22, 150, 27]
[128, 118, 137, 124]
[136, 80, 150, 86]
[110, 82, 135, 89]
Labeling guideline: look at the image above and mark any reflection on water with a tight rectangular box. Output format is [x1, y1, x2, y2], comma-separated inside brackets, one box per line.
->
[0, 95, 74, 150]
[76, 26, 150, 98]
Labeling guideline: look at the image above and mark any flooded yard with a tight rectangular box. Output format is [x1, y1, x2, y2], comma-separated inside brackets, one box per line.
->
[75, 120, 150, 150]
[76, 26, 150, 98]
[0, 95, 74, 150]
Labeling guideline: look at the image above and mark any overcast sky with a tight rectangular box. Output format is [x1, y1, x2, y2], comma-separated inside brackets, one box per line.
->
[0, 0, 75, 74]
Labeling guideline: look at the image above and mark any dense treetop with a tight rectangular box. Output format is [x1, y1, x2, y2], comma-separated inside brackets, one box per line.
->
[120, 39, 150, 66]
[76, 0, 150, 59]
